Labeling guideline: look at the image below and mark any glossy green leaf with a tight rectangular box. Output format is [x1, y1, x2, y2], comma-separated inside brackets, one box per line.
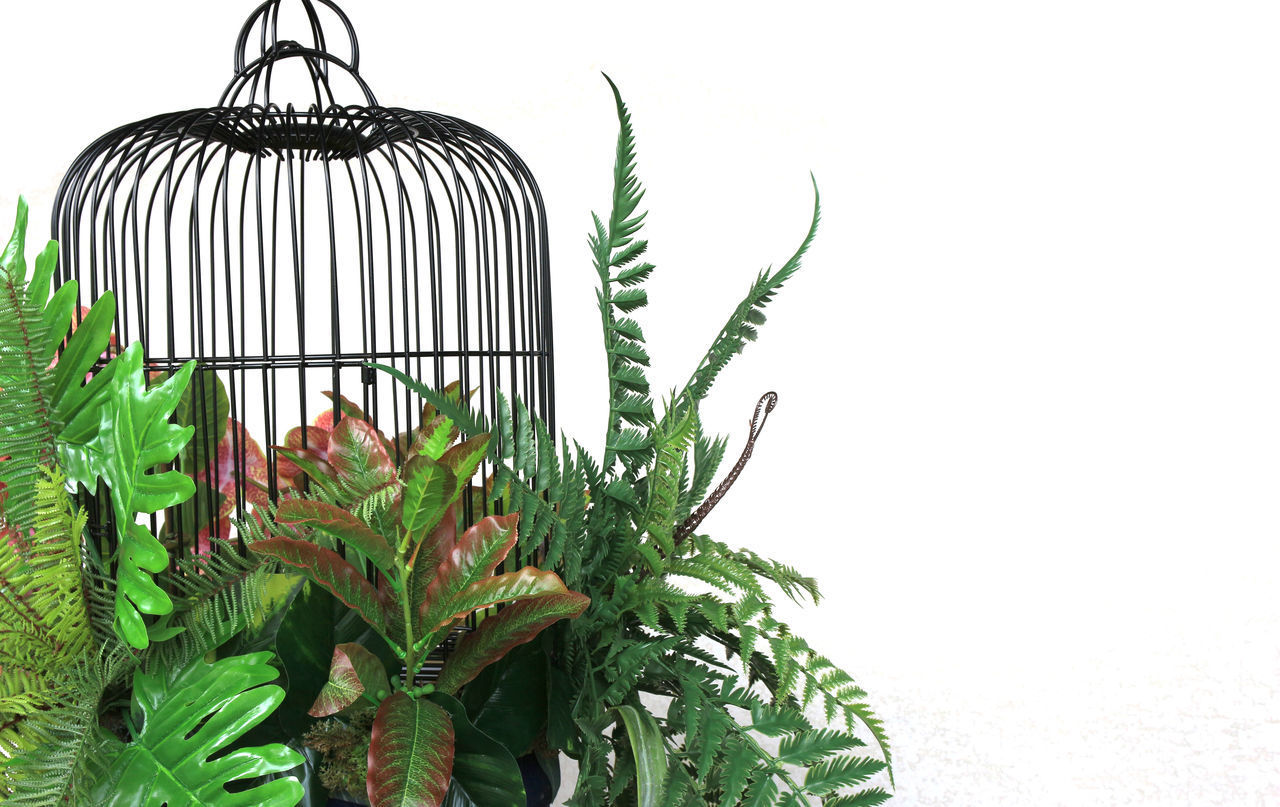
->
[276, 498, 395, 573]
[428, 692, 525, 807]
[400, 454, 457, 536]
[49, 292, 116, 424]
[91, 651, 303, 807]
[309, 642, 390, 717]
[59, 343, 195, 648]
[250, 536, 391, 639]
[613, 705, 666, 807]
[328, 417, 396, 497]
[458, 641, 548, 759]
[436, 592, 589, 694]
[368, 691, 454, 807]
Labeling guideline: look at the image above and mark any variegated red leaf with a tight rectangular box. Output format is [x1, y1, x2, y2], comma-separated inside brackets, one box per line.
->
[275, 498, 395, 572]
[368, 692, 454, 807]
[422, 566, 571, 633]
[249, 536, 390, 634]
[436, 591, 589, 694]
[328, 417, 396, 496]
[418, 514, 519, 630]
[310, 642, 391, 717]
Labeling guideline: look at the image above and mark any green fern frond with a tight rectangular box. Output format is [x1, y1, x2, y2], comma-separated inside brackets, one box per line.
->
[678, 177, 821, 410]
[596, 75, 657, 469]
[147, 552, 274, 674]
[0, 200, 60, 531]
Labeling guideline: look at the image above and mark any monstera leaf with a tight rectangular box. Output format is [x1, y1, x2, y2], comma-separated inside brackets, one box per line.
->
[60, 343, 195, 648]
[91, 652, 303, 807]
[0, 197, 117, 531]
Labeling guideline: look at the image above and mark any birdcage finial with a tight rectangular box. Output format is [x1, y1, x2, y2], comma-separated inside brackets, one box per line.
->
[221, 0, 377, 108]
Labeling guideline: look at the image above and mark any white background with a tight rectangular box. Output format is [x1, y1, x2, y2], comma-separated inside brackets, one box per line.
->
[3, 1, 1279, 804]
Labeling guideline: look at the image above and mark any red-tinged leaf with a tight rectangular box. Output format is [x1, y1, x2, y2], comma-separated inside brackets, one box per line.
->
[273, 445, 340, 496]
[419, 514, 519, 630]
[408, 504, 457, 608]
[438, 434, 491, 496]
[249, 536, 390, 634]
[422, 567, 572, 633]
[278, 426, 331, 476]
[436, 591, 589, 694]
[329, 417, 396, 495]
[310, 642, 391, 717]
[400, 454, 457, 536]
[322, 390, 369, 421]
[276, 498, 395, 572]
[368, 692, 454, 807]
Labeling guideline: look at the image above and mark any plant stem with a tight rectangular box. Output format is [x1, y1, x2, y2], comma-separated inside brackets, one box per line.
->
[396, 553, 415, 687]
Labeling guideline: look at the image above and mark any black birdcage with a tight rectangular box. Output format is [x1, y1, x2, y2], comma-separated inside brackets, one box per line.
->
[51, 0, 554, 664]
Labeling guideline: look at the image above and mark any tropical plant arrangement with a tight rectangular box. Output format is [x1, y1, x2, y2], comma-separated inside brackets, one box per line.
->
[0, 78, 891, 807]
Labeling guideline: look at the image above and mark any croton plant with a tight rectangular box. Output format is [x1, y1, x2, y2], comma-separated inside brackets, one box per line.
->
[247, 397, 589, 806]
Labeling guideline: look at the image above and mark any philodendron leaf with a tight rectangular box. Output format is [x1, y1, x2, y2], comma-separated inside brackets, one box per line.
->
[328, 417, 396, 498]
[418, 514, 519, 632]
[250, 537, 391, 639]
[436, 592, 590, 694]
[428, 692, 525, 807]
[50, 292, 117, 428]
[309, 642, 391, 717]
[423, 568, 575, 634]
[276, 498, 395, 574]
[59, 342, 195, 648]
[401, 454, 457, 536]
[368, 691, 454, 807]
[613, 705, 666, 807]
[91, 651, 304, 807]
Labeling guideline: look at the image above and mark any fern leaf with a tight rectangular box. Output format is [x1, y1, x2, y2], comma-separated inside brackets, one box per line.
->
[678, 177, 821, 409]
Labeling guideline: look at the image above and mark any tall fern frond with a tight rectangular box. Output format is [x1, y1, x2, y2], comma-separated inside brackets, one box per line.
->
[677, 178, 821, 410]
[596, 75, 656, 471]
[0, 649, 128, 806]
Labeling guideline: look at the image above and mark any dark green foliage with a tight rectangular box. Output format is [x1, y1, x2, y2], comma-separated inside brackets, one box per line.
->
[375, 78, 891, 805]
